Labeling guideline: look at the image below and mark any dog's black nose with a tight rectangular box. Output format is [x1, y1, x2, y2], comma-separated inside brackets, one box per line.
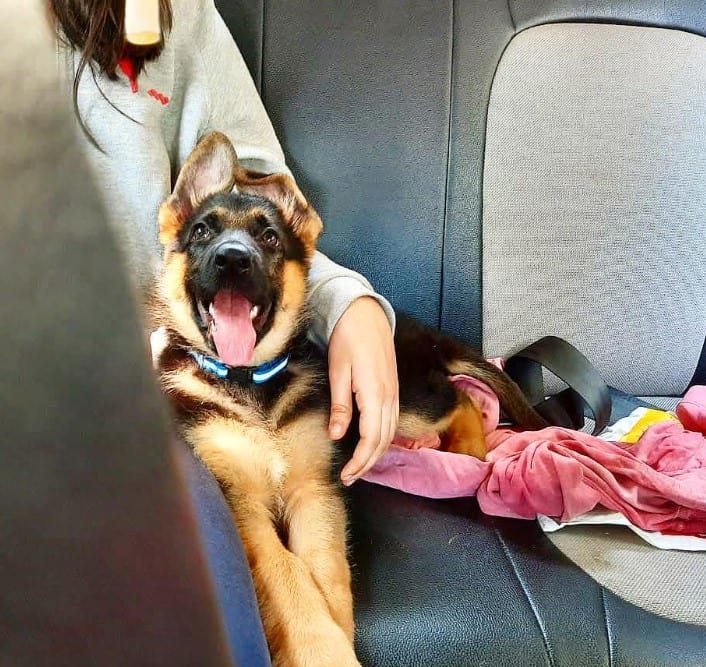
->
[214, 242, 252, 274]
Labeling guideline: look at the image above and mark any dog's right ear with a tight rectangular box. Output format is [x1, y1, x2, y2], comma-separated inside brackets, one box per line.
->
[159, 132, 237, 246]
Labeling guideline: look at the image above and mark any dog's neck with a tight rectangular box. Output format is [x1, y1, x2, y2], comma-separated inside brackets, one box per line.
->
[188, 348, 291, 386]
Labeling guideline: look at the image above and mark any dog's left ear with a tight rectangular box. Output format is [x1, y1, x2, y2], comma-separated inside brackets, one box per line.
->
[159, 132, 237, 246]
[233, 168, 323, 249]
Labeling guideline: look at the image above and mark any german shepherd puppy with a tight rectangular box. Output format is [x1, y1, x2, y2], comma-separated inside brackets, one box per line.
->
[153, 132, 546, 667]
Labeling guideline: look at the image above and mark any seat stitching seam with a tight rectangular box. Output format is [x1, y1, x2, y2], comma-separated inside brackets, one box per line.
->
[601, 588, 615, 667]
[438, 0, 455, 330]
[495, 529, 555, 667]
[260, 0, 266, 99]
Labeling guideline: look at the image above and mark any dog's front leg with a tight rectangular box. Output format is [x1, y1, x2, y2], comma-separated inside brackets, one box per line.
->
[284, 481, 354, 642]
[193, 426, 359, 667]
[282, 414, 356, 644]
[231, 491, 360, 667]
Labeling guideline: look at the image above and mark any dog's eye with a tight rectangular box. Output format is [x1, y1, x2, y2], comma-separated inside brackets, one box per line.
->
[190, 223, 211, 242]
[261, 228, 280, 249]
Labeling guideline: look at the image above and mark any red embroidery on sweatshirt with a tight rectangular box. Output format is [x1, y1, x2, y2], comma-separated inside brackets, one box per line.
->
[148, 89, 170, 105]
[118, 57, 139, 93]
[118, 57, 169, 105]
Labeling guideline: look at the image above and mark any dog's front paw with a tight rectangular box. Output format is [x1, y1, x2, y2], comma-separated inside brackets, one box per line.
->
[272, 621, 361, 667]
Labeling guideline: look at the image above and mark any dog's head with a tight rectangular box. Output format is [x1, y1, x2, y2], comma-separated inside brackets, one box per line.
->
[156, 132, 323, 367]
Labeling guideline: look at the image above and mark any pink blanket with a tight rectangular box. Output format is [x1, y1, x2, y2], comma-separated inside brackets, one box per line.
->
[363, 383, 706, 538]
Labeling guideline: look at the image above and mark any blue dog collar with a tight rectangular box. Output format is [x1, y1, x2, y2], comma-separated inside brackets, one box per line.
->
[188, 350, 289, 385]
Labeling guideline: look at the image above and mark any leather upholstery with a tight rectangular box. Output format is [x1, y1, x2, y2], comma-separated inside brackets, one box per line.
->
[214, 1, 706, 664]
[214, 0, 263, 90]
[510, 0, 706, 34]
[440, 0, 512, 347]
[252, 0, 454, 329]
[348, 482, 706, 667]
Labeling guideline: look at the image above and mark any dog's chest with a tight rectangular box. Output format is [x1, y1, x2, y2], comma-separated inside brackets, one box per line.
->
[182, 368, 332, 501]
[188, 408, 332, 501]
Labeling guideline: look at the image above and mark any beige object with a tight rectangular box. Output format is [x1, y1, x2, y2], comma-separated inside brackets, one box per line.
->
[124, 0, 160, 45]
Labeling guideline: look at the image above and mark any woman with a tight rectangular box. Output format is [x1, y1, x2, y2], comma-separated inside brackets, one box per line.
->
[49, 0, 399, 485]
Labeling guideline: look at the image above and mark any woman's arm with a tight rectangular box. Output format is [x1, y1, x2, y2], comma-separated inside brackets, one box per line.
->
[187, 1, 287, 176]
[309, 253, 398, 484]
[308, 251, 395, 345]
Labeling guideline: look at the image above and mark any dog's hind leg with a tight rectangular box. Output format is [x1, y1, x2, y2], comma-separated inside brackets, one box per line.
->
[443, 391, 487, 459]
[397, 365, 488, 460]
[394, 313, 547, 432]
[397, 385, 487, 460]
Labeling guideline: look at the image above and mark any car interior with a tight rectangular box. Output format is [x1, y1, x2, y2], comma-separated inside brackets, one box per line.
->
[3, 1, 705, 665]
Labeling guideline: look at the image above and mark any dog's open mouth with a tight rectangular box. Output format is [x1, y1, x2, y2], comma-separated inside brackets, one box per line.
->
[195, 290, 270, 367]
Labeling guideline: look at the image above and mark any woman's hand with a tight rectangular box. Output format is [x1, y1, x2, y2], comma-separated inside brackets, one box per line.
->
[327, 297, 399, 486]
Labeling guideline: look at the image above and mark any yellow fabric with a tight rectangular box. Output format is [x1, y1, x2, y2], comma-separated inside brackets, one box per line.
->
[620, 409, 678, 444]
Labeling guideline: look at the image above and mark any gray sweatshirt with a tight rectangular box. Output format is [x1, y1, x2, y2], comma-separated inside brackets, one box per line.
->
[58, 0, 393, 344]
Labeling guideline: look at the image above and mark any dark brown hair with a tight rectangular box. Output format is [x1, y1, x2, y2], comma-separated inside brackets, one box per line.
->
[47, 0, 173, 146]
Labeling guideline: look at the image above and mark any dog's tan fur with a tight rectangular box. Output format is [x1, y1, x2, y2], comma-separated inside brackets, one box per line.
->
[250, 260, 308, 366]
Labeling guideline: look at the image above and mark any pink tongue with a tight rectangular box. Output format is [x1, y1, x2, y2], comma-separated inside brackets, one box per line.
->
[210, 291, 257, 367]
